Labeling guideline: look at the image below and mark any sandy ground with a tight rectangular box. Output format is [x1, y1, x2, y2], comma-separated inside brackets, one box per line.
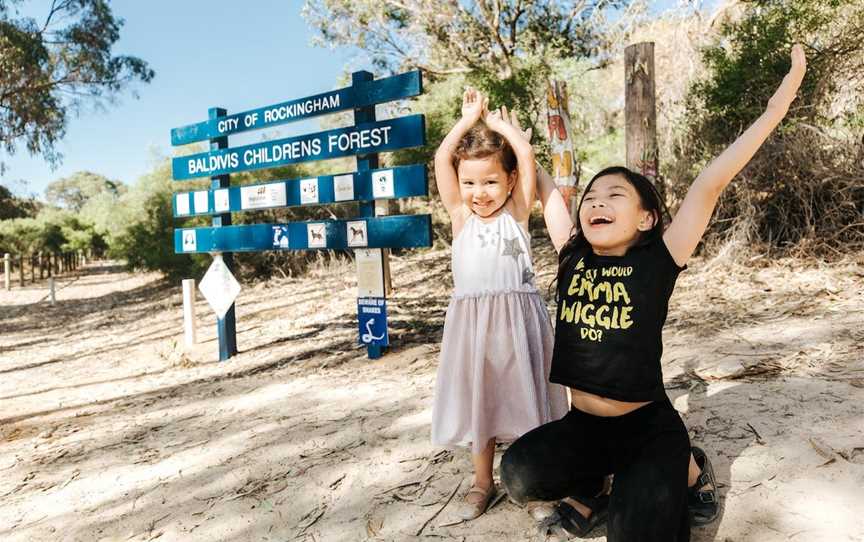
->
[1, 237, 863, 542]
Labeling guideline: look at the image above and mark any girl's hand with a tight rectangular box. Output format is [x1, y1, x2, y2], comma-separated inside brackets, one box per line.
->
[483, 104, 507, 133]
[461, 86, 486, 125]
[484, 105, 532, 140]
[767, 44, 806, 113]
[500, 106, 532, 143]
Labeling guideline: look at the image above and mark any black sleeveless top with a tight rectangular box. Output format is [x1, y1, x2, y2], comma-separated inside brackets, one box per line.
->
[549, 237, 685, 402]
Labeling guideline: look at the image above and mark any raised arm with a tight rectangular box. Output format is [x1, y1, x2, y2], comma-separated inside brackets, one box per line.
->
[664, 44, 806, 266]
[536, 165, 575, 253]
[434, 87, 485, 217]
[484, 105, 536, 220]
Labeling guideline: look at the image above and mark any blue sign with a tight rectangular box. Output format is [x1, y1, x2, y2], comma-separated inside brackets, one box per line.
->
[174, 215, 432, 254]
[172, 115, 425, 180]
[171, 69, 429, 361]
[172, 164, 427, 217]
[171, 70, 421, 145]
[358, 298, 389, 347]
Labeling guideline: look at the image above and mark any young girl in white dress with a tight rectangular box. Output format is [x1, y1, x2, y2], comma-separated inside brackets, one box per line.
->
[430, 87, 569, 519]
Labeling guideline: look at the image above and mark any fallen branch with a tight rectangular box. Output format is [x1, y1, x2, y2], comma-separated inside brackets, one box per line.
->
[745, 423, 765, 445]
[416, 478, 462, 536]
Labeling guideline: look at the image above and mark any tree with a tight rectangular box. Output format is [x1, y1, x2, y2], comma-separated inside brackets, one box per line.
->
[0, 183, 39, 219]
[302, 0, 637, 133]
[45, 170, 124, 212]
[303, 0, 629, 77]
[0, 217, 40, 255]
[0, 0, 154, 168]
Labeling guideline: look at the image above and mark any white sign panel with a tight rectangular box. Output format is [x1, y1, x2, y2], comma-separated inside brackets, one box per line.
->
[198, 254, 241, 320]
[240, 182, 287, 210]
[307, 223, 327, 248]
[193, 191, 209, 213]
[176, 193, 191, 216]
[214, 189, 230, 212]
[181, 229, 197, 252]
[300, 178, 320, 204]
[347, 220, 368, 247]
[356, 248, 385, 297]
[333, 174, 354, 201]
[372, 169, 395, 198]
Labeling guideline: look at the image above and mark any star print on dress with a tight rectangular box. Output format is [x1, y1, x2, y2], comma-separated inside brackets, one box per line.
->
[522, 267, 535, 284]
[477, 227, 500, 248]
[502, 237, 525, 262]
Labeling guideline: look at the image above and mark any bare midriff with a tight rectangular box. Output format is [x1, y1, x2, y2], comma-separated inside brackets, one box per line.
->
[570, 388, 651, 417]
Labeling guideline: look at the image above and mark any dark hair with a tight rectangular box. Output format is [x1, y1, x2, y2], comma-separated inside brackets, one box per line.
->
[453, 122, 517, 174]
[557, 166, 671, 280]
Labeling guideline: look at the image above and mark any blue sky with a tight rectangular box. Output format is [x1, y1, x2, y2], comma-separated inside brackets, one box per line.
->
[1, 0, 357, 197]
[1, 0, 703, 198]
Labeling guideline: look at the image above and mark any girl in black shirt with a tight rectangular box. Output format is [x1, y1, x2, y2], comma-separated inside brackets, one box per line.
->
[500, 45, 806, 541]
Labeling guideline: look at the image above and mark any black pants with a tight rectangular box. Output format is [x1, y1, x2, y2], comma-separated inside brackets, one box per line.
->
[501, 398, 690, 542]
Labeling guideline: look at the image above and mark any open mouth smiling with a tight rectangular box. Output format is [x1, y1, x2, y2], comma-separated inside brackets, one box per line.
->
[589, 215, 614, 226]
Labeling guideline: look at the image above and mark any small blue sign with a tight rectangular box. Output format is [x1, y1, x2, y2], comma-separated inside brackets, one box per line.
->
[358, 298, 389, 347]
[272, 226, 290, 249]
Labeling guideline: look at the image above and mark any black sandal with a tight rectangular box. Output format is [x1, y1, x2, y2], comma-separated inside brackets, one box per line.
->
[688, 446, 719, 525]
[555, 494, 609, 537]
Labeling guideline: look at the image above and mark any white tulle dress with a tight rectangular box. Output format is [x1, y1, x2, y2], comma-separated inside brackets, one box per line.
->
[431, 209, 569, 454]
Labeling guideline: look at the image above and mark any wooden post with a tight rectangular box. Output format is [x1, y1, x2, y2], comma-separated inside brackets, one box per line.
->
[48, 277, 55, 305]
[18, 255, 24, 287]
[30, 254, 35, 283]
[625, 42, 660, 186]
[3, 253, 10, 291]
[545, 79, 580, 221]
[182, 279, 197, 348]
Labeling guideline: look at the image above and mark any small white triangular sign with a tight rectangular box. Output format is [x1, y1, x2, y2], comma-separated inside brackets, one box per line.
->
[198, 253, 241, 319]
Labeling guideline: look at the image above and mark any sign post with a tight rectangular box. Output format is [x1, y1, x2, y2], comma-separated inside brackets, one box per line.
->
[171, 70, 429, 361]
[208, 107, 237, 361]
[354, 71, 387, 358]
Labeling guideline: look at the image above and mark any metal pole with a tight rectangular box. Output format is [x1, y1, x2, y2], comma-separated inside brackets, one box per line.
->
[209, 107, 237, 361]
[353, 70, 389, 359]
[182, 278, 198, 348]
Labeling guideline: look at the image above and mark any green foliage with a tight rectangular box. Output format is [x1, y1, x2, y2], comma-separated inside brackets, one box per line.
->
[0, 216, 40, 254]
[107, 160, 208, 279]
[671, 0, 864, 254]
[45, 171, 125, 212]
[686, 0, 840, 148]
[0, 0, 153, 167]
[304, 0, 632, 153]
[0, 183, 39, 219]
